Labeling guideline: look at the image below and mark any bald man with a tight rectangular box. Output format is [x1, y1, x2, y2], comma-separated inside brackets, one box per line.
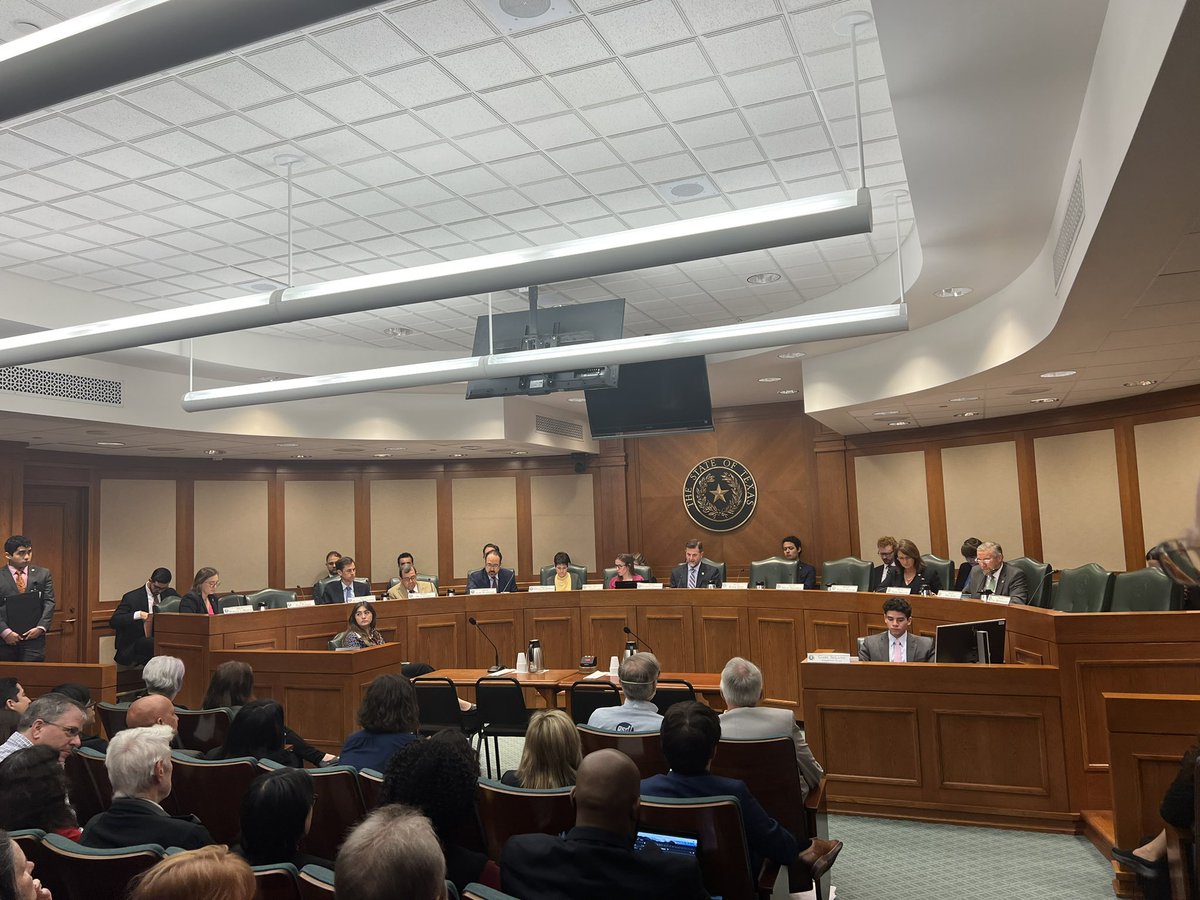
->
[125, 694, 178, 732]
[501, 749, 708, 899]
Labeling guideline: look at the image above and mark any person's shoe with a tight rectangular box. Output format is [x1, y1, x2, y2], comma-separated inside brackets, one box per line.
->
[1111, 847, 1164, 879]
[798, 838, 843, 880]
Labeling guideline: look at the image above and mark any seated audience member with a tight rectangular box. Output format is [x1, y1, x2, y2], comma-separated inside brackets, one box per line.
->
[586, 652, 662, 734]
[550, 552, 581, 590]
[339, 673, 420, 771]
[383, 733, 500, 893]
[48, 683, 104, 752]
[718, 657, 823, 799]
[0, 679, 29, 743]
[642, 702, 842, 880]
[961, 541, 1028, 604]
[669, 540, 722, 588]
[141, 655, 186, 703]
[502, 708, 581, 789]
[877, 538, 941, 594]
[336, 805, 447, 900]
[868, 535, 899, 591]
[608, 554, 644, 589]
[858, 597, 935, 663]
[126, 694, 179, 732]
[467, 550, 517, 593]
[129, 845, 255, 900]
[0, 745, 81, 839]
[0, 694, 84, 764]
[502, 748, 707, 900]
[780, 536, 817, 589]
[343, 601, 384, 648]
[0, 830, 52, 900]
[319, 556, 370, 605]
[237, 767, 330, 871]
[179, 567, 222, 615]
[82, 724, 214, 850]
[207, 699, 300, 767]
[111, 567, 179, 666]
[956, 537, 982, 591]
[387, 562, 436, 599]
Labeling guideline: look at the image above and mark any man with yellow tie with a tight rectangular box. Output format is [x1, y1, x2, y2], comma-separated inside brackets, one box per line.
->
[0, 535, 55, 662]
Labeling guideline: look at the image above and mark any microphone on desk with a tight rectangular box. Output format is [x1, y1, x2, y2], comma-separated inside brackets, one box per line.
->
[499, 570, 516, 593]
[468, 616, 504, 673]
[623, 625, 655, 654]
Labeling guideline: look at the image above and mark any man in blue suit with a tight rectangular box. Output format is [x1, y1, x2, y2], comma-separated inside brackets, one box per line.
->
[319, 556, 371, 604]
[668, 540, 722, 589]
[467, 550, 517, 593]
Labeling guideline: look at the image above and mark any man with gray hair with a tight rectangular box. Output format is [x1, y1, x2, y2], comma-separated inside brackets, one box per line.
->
[80, 724, 213, 850]
[961, 541, 1028, 604]
[719, 657, 823, 799]
[386, 562, 435, 599]
[335, 804, 446, 900]
[0, 693, 84, 763]
[141, 655, 185, 702]
[587, 652, 663, 733]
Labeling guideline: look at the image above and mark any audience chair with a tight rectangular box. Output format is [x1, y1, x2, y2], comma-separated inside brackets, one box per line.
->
[463, 885, 520, 900]
[327, 631, 347, 651]
[358, 767, 384, 810]
[413, 676, 477, 736]
[538, 564, 586, 589]
[568, 681, 621, 725]
[12, 830, 66, 900]
[1007, 557, 1054, 607]
[920, 554, 954, 593]
[96, 700, 130, 740]
[652, 678, 696, 715]
[1112, 567, 1182, 611]
[154, 596, 181, 614]
[167, 752, 258, 845]
[748, 558, 796, 589]
[701, 557, 727, 583]
[298, 864, 336, 899]
[475, 677, 531, 779]
[247, 588, 296, 610]
[64, 750, 105, 826]
[261, 760, 367, 861]
[175, 706, 233, 753]
[77, 745, 114, 808]
[638, 795, 779, 900]
[476, 779, 574, 862]
[42, 833, 165, 900]
[253, 863, 302, 900]
[576, 725, 668, 779]
[1053, 563, 1116, 613]
[820, 557, 871, 591]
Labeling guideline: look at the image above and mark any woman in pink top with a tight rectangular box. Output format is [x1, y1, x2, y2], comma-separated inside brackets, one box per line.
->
[607, 554, 645, 589]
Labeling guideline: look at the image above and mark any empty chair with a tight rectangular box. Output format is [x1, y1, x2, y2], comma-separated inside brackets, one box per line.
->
[1007, 557, 1054, 607]
[568, 681, 621, 725]
[154, 597, 182, 614]
[167, 752, 259, 845]
[260, 761, 366, 862]
[42, 833, 164, 900]
[96, 701, 129, 740]
[253, 863, 303, 900]
[475, 677, 531, 779]
[539, 564, 586, 589]
[1053, 563, 1116, 613]
[652, 678, 696, 716]
[576, 726, 667, 779]
[176, 707, 233, 753]
[327, 631, 347, 651]
[476, 779, 574, 862]
[702, 557, 727, 584]
[747, 558, 796, 589]
[820, 558, 871, 591]
[920, 555, 955, 594]
[218, 593, 252, 611]
[358, 768, 384, 810]
[413, 677, 476, 737]
[247, 589, 297, 610]
[1111, 567, 1182, 611]
[298, 864, 336, 899]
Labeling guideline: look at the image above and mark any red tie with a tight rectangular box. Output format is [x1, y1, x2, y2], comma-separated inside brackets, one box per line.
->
[14, 571, 25, 592]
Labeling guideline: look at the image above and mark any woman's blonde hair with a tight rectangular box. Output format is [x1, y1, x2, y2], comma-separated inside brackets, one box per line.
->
[129, 846, 255, 900]
[516, 709, 581, 790]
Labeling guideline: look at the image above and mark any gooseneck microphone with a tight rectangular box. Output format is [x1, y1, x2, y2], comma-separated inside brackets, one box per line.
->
[469, 616, 504, 672]
[623, 625, 655, 654]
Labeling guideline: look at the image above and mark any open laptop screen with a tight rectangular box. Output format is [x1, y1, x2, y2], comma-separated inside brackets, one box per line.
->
[634, 829, 699, 858]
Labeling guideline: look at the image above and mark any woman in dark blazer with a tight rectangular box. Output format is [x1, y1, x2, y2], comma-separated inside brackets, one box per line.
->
[878, 539, 941, 595]
[179, 567, 222, 615]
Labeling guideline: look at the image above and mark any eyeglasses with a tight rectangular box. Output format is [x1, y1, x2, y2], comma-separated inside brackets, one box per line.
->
[44, 720, 83, 738]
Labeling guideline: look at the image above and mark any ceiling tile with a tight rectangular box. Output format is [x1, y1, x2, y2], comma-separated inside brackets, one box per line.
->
[727, 60, 810, 107]
[37, 159, 122, 191]
[818, 78, 892, 119]
[447, 218, 508, 241]
[470, 188, 534, 215]
[623, 41, 715, 91]
[774, 150, 841, 181]
[371, 60, 466, 109]
[183, 60, 290, 108]
[580, 96, 662, 134]
[678, 0, 778, 33]
[297, 129, 384, 165]
[439, 41, 536, 91]
[243, 97, 340, 138]
[591, 1, 691, 55]
[402, 142, 476, 174]
[189, 157, 273, 190]
[311, 16, 420, 74]
[354, 114, 439, 151]
[193, 193, 270, 219]
[246, 39, 353, 92]
[305, 83, 399, 123]
[519, 113, 596, 150]
[133, 131, 225, 167]
[292, 168, 366, 197]
[95, 183, 175, 211]
[711, 163, 777, 193]
[150, 205, 222, 229]
[454, 126, 535, 163]
[0, 133, 63, 168]
[552, 61, 639, 107]
[416, 199, 483, 225]
[674, 110, 750, 147]
[509, 19, 612, 71]
[382, 178, 454, 206]
[340, 155, 419, 187]
[17, 118, 111, 154]
[416, 97, 502, 138]
[123, 80, 227, 125]
[521, 177, 588, 205]
[437, 166, 507, 195]
[335, 190, 401, 217]
[600, 186, 659, 214]
[11, 206, 87, 231]
[548, 140, 620, 173]
[0, 173, 74, 201]
[703, 19, 796, 74]
[191, 115, 277, 153]
[68, 98, 167, 141]
[385, 0, 497, 54]
[696, 139, 766, 171]
[489, 153, 562, 185]
[633, 152, 704, 183]
[480, 81, 567, 123]
[653, 80, 734, 121]
[575, 165, 642, 194]
[805, 41, 885, 89]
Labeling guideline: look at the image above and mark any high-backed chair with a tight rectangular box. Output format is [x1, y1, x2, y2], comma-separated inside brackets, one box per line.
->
[12, 830, 66, 900]
[638, 795, 779, 900]
[820, 557, 871, 591]
[476, 779, 574, 861]
[77, 745, 114, 809]
[701, 557, 726, 583]
[475, 677, 531, 778]
[263, 761, 367, 861]
[358, 768, 384, 810]
[1053, 563, 1115, 613]
[1007, 557, 1054, 607]
[539, 564, 586, 589]
[253, 863, 303, 900]
[328, 631, 347, 651]
[602, 565, 654, 586]
[413, 677, 476, 736]
[568, 681, 621, 725]
[920, 554, 954, 593]
[64, 751, 104, 825]
[1111, 567, 1182, 611]
[652, 678, 695, 715]
[748, 558, 796, 589]
[154, 597, 181, 614]
[218, 593, 251, 611]
[96, 701, 129, 740]
[248, 588, 296, 609]
[576, 725, 667, 779]
[176, 707, 232, 753]
[167, 752, 258, 844]
[298, 864, 336, 899]
[417, 574, 440, 592]
[42, 833, 164, 900]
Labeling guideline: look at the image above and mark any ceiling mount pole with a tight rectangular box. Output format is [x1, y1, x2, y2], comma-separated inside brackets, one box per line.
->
[889, 189, 910, 304]
[836, 11, 874, 191]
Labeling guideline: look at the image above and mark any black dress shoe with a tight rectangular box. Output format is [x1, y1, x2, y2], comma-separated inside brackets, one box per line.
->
[1111, 847, 1165, 879]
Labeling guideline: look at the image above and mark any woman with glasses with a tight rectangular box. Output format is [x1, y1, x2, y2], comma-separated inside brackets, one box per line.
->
[179, 567, 222, 615]
[607, 554, 644, 589]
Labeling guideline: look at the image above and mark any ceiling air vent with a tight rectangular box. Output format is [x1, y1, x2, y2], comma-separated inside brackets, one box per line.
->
[0, 366, 121, 405]
[1053, 162, 1085, 292]
[535, 414, 583, 439]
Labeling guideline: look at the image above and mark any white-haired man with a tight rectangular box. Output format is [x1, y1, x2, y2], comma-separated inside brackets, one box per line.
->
[961, 541, 1028, 604]
[336, 805, 447, 900]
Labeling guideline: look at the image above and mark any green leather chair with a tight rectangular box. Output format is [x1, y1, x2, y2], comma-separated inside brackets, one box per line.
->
[702, 557, 727, 584]
[154, 596, 181, 614]
[920, 554, 954, 593]
[539, 564, 586, 589]
[1006, 557, 1053, 608]
[821, 557, 871, 591]
[217, 594, 251, 611]
[247, 588, 296, 609]
[328, 631, 347, 650]
[1111, 567, 1182, 611]
[748, 557, 797, 589]
[1053, 564, 1115, 612]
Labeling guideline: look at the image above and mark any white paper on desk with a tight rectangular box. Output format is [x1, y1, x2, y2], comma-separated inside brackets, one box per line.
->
[885, 586, 912, 595]
[776, 583, 805, 591]
[287, 600, 315, 608]
[826, 584, 858, 592]
[636, 582, 663, 589]
[584, 671, 609, 680]
[937, 590, 963, 599]
[222, 605, 254, 614]
[470, 587, 497, 595]
[526, 585, 554, 592]
[581, 583, 603, 591]
[722, 582, 748, 590]
[485, 668, 517, 677]
[986, 594, 1012, 605]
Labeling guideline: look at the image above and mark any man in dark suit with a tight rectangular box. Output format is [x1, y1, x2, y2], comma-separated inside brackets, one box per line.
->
[961, 541, 1028, 604]
[466, 550, 517, 592]
[669, 540, 722, 589]
[867, 535, 899, 591]
[110, 567, 179, 666]
[502, 748, 708, 900]
[318, 556, 371, 604]
[781, 535, 817, 589]
[858, 597, 935, 662]
[0, 534, 55, 662]
[81, 724, 214, 850]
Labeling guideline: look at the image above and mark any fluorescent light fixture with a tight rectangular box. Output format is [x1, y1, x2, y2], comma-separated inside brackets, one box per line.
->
[0, 189, 872, 368]
[182, 304, 908, 412]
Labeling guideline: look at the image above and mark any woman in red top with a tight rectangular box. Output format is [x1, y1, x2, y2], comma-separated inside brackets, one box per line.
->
[0, 745, 82, 840]
[607, 554, 645, 589]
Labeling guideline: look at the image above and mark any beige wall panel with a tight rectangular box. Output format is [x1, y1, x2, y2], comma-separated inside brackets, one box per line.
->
[942, 442, 1024, 559]
[452, 476, 518, 578]
[99, 479, 175, 600]
[530, 473, 596, 575]
[1035, 429, 1124, 571]
[1135, 416, 1200, 546]
[370, 479, 439, 579]
[195, 481, 268, 591]
[854, 451, 931, 558]
[284, 481, 355, 587]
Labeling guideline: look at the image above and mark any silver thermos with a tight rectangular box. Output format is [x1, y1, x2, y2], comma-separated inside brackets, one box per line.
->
[527, 638, 543, 673]
[624, 640, 638, 658]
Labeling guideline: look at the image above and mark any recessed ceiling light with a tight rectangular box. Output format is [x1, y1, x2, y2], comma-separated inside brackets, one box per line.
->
[567, 397, 586, 403]
[746, 272, 782, 285]
[203, 449, 224, 455]
[1123, 379, 1158, 387]
[510, 450, 528, 455]
[954, 412, 981, 418]
[872, 410, 900, 416]
[449, 453, 466, 458]
[934, 286, 973, 298]
[373, 453, 392, 458]
[777, 351, 806, 359]
[96, 441, 125, 447]
[243, 280, 283, 293]
[1029, 397, 1059, 404]
[757, 376, 782, 383]
[948, 396, 980, 402]
[293, 454, 311, 459]
[1040, 370, 1076, 378]
[888, 421, 911, 426]
[777, 389, 799, 395]
[655, 175, 720, 204]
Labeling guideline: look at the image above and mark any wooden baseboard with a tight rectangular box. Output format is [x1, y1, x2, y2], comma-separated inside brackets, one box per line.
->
[826, 799, 1081, 834]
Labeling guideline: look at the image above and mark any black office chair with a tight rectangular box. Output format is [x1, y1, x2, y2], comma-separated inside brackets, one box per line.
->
[474, 677, 531, 779]
[413, 677, 476, 737]
[568, 681, 621, 725]
[652, 678, 695, 715]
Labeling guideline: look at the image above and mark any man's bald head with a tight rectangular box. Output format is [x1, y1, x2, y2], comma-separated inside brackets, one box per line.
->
[572, 749, 640, 834]
[126, 694, 178, 732]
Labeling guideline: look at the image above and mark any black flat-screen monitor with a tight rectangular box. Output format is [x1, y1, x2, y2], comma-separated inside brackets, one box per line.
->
[585, 356, 714, 439]
[934, 619, 1006, 664]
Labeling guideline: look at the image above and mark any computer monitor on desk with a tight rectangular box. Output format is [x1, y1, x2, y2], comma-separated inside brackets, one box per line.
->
[934, 619, 1006, 664]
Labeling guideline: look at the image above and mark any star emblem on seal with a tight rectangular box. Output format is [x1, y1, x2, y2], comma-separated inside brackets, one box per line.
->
[682, 457, 758, 532]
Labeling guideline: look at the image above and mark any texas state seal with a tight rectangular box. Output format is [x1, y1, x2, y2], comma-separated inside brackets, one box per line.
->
[682, 457, 758, 532]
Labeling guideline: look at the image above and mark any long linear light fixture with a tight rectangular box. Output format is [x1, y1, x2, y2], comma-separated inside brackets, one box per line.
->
[0, 189, 872, 368]
[182, 304, 908, 412]
[0, 0, 385, 124]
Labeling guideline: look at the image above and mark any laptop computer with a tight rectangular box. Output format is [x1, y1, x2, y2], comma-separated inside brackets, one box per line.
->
[633, 828, 699, 858]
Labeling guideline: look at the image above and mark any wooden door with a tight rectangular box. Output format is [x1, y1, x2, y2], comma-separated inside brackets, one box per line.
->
[23, 485, 87, 663]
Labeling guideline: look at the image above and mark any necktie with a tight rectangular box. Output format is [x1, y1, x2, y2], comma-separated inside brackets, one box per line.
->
[345, 584, 353, 601]
[490, 575, 497, 590]
[986, 572, 997, 593]
[892, 638, 904, 662]
[14, 571, 25, 592]
[688, 566, 697, 588]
